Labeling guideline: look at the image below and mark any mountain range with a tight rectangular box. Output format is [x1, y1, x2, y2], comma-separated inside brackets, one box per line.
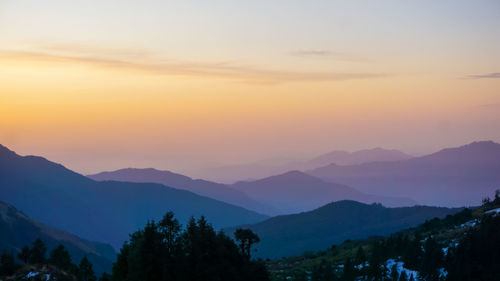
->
[0, 200, 115, 275]
[88, 168, 278, 216]
[189, 148, 412, 183]
[231, 171, 416, 214]
[0, 144, 268, 249]
[308, 141, 500, 207]
[225, 200, 460, 259]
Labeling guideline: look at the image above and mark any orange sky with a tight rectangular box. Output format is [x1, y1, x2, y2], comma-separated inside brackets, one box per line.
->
[1, 0, 499, 175]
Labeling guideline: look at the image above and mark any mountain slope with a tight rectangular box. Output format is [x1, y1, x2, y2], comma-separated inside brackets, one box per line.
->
[87, 168, 278, 215]
[0, 200, 115, 275]
[225, 200, 460, 259]
[0, 144, 268, 249]
[189, 148, 412, 183]
[308, 141, 500, 206]
[231, 171, 416, 214]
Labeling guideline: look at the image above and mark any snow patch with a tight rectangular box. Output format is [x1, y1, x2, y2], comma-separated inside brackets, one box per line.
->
[485, 207, 500, 216]
[386, 259, 419, 280]
[26, 272, 39, 278]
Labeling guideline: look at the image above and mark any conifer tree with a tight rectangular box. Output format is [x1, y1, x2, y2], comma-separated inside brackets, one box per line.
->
[29, 238, 46, 264]
[17, 246, 30, 264]
[0, 252, 16, 276]
[419, 237, 443, 281]
[78, 256, 96, 281]
[355, 246, 366, 266]
[49, 244, 73, 271]
[341, 259, 356, 281]
[390, 264, 399, 281]
[399, 271, 408, 281]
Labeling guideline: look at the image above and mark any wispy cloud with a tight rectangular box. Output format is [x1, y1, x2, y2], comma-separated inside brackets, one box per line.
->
[291, 49, 370, 62]
[464, 72, 500, 79]
[478, 103, 500, 109]
[0, 46, 386, 84]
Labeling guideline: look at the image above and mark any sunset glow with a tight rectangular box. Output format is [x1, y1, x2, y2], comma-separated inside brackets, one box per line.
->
[1, 0, 499, 175]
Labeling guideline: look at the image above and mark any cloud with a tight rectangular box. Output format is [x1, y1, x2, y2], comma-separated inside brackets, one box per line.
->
[478, 103, 500, 109]
[291, 49, 370, 62]
[0, 47, 386, 84]
[464, 72, 500, 79]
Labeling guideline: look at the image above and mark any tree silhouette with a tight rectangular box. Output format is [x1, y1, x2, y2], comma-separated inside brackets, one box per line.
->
[49, 244, 73, 271]
[234, 228, 260, 259]
[17, 246, 30, 264]
[78, 256, 96, 281]
[29, 238, 46, 264]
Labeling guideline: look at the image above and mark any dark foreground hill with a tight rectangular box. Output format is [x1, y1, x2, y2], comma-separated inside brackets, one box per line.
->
[226, 200, 460, 259]
[266, 194, 500, 281]
[88, 168, 278, 215]
[0, 201, 115, 275]
[0, 144, 268, 249]
[309, 141, 500, 207]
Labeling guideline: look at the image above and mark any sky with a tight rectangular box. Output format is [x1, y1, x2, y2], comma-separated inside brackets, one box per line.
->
[1, 0, 500, 175]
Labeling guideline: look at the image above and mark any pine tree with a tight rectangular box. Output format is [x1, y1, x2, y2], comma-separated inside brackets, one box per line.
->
[399, 271, 408, 281]
[368, 242, 386, 281]
[99, 272, 111, 281]
[49, 244, 73, 271]
[0, 252, 17, 276]
[341, 259, 356, 281]
[419, 237, 443, 281]
[78, 256, 96, 281]
[390, 264, 399, 281]
[29, 238, 46, 264]
[355, 246, 366, 266]
[17, 246, 30, 264]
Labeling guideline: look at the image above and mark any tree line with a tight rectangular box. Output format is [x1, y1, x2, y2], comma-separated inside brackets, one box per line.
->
[0, 238, 98, 281]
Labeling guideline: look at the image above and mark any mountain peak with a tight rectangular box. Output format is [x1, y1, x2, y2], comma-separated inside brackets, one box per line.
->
[261, 170, 323, 183]
[0, 144, 17, 157]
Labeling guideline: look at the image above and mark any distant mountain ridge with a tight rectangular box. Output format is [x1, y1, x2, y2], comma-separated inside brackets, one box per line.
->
[225, 200, 460, 259]
[0, 200, 115, 275]
[231, 171, 417, 214]
[189, 148, 412, 183]
[308, 141, 500, 207]
[88, 168, 279, 215]
[0, 144, 268, 250]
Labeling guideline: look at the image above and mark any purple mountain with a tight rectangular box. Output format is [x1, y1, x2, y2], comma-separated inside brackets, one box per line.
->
[191, 148, 412, 183]
[308, 141, 500, 207]
[88, 168, 279, 215]
[231, 170, 417, 214]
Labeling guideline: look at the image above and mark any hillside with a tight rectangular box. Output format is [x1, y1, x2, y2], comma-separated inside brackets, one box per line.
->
[266, 194, 500, 281]
[225, 200, 459, 258]
[0, 201, 115, 275]
[0, 144, 268, 249]
[309, 141, 500, 207]
[88, 168, 278, 215]
[231, 171, 416, 214]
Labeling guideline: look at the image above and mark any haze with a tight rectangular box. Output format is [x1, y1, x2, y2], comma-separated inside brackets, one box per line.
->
[1, 0, 499, 175]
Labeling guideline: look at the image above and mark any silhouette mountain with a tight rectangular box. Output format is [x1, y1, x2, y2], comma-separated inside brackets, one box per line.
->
[308, 141, 500, 207]
[225, 200, 460, 258]
[88, 168, 278, 215]
[0, 144, 268, 249]
[231, 171, 417, 214]
[190, 148, 412, 183]
[0, 200, 115, 275]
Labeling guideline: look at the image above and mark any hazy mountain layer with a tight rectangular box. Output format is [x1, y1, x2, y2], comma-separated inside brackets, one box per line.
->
[309, 141, 500, 206]
[0, 144, 268, 249]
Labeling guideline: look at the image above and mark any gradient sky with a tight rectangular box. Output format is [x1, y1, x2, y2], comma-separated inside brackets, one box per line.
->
[1, 0, 500, 175]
